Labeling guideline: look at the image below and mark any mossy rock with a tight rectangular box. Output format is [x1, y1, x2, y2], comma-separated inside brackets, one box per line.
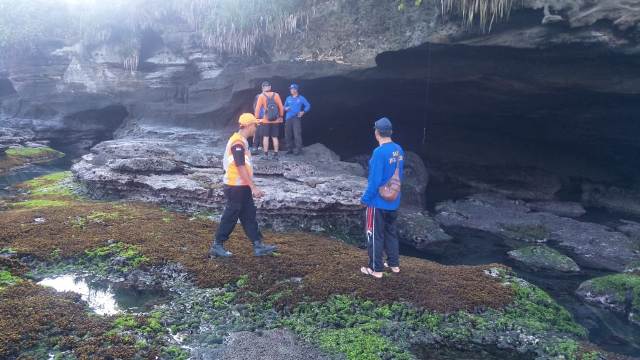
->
[5, 146, 63, 160]
[576, 273, 640, 327]
[508, 246, 580, 272]
[0, 146, 64, 175]
[501, 223, 550, 243]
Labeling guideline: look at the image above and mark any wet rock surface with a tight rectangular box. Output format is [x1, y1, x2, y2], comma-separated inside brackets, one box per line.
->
[508, 245, 580, 273]
[215, 330, 333, 360]
[435, 193, 640, 272]
[528, 201, 587, 218]
[396, 207, 452, 250]
[583, 184, 640, 218]
[576, 274, 640, 328]
[72, 126, 367, 236]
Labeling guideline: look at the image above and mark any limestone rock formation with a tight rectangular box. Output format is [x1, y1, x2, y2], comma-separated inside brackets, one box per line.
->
[72, 126, 368, 236]
[435, 193, 640, 271]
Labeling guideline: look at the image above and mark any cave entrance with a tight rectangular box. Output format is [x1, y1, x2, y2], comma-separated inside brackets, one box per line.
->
[49, 104, 129, 155]
[268, 43, 640, 197]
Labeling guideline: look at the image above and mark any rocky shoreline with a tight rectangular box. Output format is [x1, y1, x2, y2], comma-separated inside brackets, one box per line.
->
[1, 171, 635, 359]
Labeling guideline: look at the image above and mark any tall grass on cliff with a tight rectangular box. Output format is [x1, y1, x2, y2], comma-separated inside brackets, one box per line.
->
[0, 0, 313, 66]
[399, 0, 517, 31]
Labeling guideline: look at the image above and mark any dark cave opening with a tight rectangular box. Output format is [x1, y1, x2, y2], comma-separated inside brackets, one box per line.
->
[232, 43, 640, 199]
[48, 104, 129, 155]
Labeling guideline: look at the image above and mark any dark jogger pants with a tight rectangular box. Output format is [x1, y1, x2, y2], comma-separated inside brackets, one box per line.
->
[213, 185, 262, 245]
[285, 117, 303, 153]
[365, 207, 400, 272]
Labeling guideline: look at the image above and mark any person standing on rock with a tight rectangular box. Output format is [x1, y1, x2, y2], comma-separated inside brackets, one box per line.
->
[360, 117, 404, 278]
[254, 81, 284, 160]
[251, 82, 268, 155]
[210, 113, 278, 258]
[284, 83, 311, 156]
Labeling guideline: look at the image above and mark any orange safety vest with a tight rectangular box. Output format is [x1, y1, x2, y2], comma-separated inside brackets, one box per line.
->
[223, 132, 253, 186]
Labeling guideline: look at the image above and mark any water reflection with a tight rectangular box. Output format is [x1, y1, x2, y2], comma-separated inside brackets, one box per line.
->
[39, 275, 120, 315]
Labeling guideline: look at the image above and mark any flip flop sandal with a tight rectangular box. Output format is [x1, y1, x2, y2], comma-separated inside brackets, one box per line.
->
[360, 266, 383, 279]
[384, 262, 400, 273]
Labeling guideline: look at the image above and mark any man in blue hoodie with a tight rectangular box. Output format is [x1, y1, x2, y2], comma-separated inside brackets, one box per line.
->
[284, 83, 311, 155]
[360, 117, 404, 279]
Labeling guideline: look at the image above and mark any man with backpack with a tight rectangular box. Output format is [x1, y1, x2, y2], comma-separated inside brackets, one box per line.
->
[360, 117, 404, 279]
[251, 87, 265, 154]
[254, 81, 284, 160]
[284, 83, 311, 155]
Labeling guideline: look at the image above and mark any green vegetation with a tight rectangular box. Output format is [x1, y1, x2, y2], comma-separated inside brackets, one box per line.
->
[236, 274, 249, 288]
[501, 223, 550, 242]
[73, 210, 123, 229]
[581, 350, 602, 360]
[141, 311, 164, 334]
[11, 199, 70, 209]
[212, 291, 236, 310]
[318, 327, 413, 360]
[163, 345, 189, 360]
[5, 146, 63, 159]
[282, 295, 428, 360]
[0, 270, 21, 290]
[589, 273, 640, 314]
[0, 0, 311, 58]
[0, 247, 16, 256]
[21, 171, 75, 198]
[544, 339, 579, 360]
[280, 272, 585, 360]
[113, 314, 138, 330]
[496, 278, 586, 337]
[509, 245, 580, 272]
[84, 242, 149, 272]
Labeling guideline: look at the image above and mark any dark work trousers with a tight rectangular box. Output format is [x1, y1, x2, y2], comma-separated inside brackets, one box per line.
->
[365, 207, 400, 272]
[213, 185, 262, 245]
[285, 117, 303, 153]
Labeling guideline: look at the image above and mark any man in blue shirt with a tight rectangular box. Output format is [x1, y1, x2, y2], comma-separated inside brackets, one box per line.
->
[284, 83, 311, 155]
[360, 117, 404, 279]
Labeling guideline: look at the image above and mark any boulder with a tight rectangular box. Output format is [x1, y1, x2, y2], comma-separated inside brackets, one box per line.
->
[508, 245, 580, 272]
[396, 208, 452, 250]
[528, 201, 586, 218]
[73, 127, 368, 236]
[435, 193, 640, 272]
[107, 158, 183, 174]
[583, 183, 640, 218]
[434, 164, 562, 201]
[576, 274, 640, 327]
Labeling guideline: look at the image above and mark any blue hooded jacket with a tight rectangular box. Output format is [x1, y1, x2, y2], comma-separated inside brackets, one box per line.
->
[360, 142, 404, 210]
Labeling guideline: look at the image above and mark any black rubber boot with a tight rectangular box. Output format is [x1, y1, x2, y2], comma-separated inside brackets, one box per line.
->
[253, 241, 277, 256]
[209, 243, 232, 258]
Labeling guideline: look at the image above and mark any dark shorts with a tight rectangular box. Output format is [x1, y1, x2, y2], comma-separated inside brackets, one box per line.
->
[263, 122, 281, 138]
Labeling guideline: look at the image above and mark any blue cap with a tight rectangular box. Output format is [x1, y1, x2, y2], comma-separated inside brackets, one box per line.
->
[374, 117, 393, 131]
[261, 81, 271, 88]
[289, 83, 299, 90]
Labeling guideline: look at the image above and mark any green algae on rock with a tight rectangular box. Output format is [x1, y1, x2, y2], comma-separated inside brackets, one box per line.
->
[508, 245, 581, 272]
[0, 146, 64, 175]
[577, 274, 640, 327]
[279, 269, 590, 359]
